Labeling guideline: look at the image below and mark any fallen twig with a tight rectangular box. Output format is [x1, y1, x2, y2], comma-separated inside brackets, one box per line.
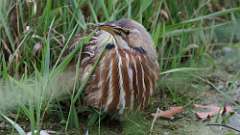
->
[207, 123, 240, 133]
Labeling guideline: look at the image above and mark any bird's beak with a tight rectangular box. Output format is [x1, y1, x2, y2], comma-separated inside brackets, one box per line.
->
[97, 22, 130, 35]
[97, 23, 116, 35]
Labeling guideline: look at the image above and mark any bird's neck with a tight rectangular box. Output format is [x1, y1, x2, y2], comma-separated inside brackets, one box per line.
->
[113, 36, 130, 50]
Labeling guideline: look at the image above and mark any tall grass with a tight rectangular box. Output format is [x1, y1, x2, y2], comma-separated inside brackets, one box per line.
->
[0, 0, 240, 134]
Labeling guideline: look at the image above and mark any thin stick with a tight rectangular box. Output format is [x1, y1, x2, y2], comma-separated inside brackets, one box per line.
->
[207, 123, 240, 133]
[150, 108, 161, 134]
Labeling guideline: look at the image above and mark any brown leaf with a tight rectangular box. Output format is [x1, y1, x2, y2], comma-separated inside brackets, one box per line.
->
[151, 106, 184, 120]
[194, 104, 221, 120]
[193, 104, 221, 111]
[160, 9, 169, 21]
[194, 104, 233, 120]
[222, 105, 234, 115]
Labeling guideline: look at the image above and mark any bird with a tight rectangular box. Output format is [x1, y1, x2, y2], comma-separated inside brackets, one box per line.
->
[80, 19, 160, 114]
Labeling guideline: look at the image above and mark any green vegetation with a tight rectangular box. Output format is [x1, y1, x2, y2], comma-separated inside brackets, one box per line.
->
[0, 0, 240, 134]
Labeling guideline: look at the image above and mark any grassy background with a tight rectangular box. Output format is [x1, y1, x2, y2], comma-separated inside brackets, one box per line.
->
[0, 0, 240, 134]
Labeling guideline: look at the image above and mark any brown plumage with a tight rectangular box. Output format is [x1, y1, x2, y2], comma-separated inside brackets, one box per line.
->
[80, 19, 159, 114]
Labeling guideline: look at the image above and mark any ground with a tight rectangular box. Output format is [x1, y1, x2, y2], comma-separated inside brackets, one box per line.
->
[1, 28, 240, 135]
[87, 46, 240, 135]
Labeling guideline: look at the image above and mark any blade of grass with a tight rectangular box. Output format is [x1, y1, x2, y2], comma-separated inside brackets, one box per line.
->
[99, 0, 110, 20]
[160, 67, 208, 75]
[88, 1, 98, 23]
[181, 7, 240, 23]
[0, 6, 15, 50]
[0, 112, 26, 135]
[52, 24, 78, 70]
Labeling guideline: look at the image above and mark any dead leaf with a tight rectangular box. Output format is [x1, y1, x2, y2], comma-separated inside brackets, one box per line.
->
[26, 130, 56, 135]
[32, 42, 43, 56]
[222, 105, 234, 115]
[160, 9, 169, 21]
[151, 106, 184, 120]
[193, 104, 221, 111]
[194, 104, 234, 120]
[194, 104, 221, 120]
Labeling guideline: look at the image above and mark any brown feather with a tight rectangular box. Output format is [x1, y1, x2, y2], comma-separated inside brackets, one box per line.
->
[107, 50, 120, 112]
[81, 19, 160, 114]
[120, 50, 131, 109]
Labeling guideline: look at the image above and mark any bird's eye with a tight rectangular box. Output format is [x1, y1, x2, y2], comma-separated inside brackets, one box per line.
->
[105, 43, 115, 50]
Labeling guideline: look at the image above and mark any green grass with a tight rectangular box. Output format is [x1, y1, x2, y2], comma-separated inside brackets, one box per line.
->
[0, 0, 240, 134]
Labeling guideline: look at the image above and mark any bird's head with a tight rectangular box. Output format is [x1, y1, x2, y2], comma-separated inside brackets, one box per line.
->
[97, 19, 157, 61]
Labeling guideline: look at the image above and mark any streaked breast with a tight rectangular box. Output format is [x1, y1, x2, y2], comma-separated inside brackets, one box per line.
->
[84, 46, 158, 114]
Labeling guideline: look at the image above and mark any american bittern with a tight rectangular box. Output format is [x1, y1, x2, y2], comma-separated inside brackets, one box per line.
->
[80, 19, 159, 114]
